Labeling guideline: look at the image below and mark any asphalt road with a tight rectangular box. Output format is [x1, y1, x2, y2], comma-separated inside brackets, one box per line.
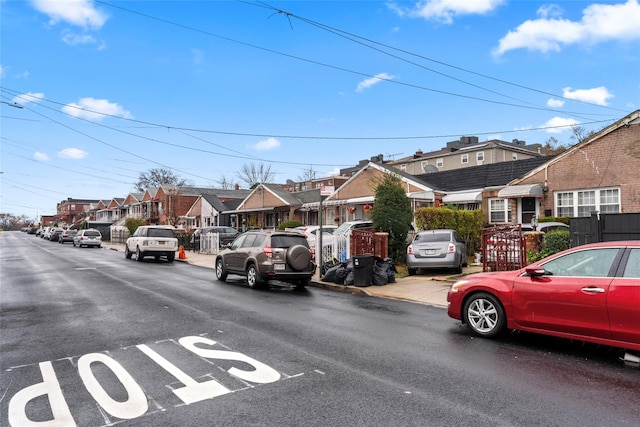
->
[2, 231, 639, 427]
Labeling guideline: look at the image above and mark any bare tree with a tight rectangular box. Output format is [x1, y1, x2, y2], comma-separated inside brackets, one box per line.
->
[570, 126, 597, 145]
[297, 165, 317, 182]
[134, 168, 188, 192]
[217, 175, 238, 190]
[236, 162, 276, 188]
[541, 136, 568, 156]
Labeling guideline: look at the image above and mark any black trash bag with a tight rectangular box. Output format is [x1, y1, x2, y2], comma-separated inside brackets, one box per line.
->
[320, 257, 340, 277]
[372, 262, 389, 286]
[343, 260, 354, 285]
[321, 264, 340, 283]
[335, 264, 349, 285]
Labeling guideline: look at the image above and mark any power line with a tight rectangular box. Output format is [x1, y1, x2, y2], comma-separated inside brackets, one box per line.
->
[94, 1, 622, 119]
[1, 88, 620, 143]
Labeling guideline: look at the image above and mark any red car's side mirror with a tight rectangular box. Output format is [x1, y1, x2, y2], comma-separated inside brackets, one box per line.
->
[526, 266, 546, 277]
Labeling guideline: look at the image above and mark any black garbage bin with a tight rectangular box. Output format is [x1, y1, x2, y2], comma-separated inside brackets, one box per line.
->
[353, 254, 374, 287]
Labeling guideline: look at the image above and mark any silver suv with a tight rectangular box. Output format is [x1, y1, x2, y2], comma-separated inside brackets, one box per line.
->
[125, 226, 178, 263]
[214, 230, 316, 289]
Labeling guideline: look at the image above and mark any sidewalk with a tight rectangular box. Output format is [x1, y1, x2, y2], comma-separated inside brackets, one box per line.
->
[103, 243, 482, 308]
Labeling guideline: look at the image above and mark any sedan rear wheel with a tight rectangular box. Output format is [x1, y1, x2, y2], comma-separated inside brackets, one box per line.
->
[463, 292, 506, 338]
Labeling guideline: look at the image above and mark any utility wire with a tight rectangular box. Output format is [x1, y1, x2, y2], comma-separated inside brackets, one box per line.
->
[1, 88, 619, 142]
[94, 1, 621, 119]
[248, 1, 627, 115]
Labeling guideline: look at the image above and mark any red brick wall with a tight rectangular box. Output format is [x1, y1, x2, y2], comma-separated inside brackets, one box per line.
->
[518, 122, 640, 214]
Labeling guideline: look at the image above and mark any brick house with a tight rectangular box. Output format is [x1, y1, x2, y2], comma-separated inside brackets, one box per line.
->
[56, 198, 101, 227]
[501, 109, 640, 220]
[233, 183, 319, 230]
[308, 162, 437, 225]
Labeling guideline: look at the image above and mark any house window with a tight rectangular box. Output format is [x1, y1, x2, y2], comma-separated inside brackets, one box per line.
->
[577, 190, 596, 217]
[265, 213, 275, 228]
[599, 189, 620, 213]
[489, 198, 511, 223]
[512, 153, 518, 160]
[556, 192, 574, 217]
[421, 160, 428, 170]
[436, 158, 443, 167]
[555, 188, 620, 217]
[461, 154, 469, 164]
[400, 164, 407, 171]
[476, 152, 484, 163]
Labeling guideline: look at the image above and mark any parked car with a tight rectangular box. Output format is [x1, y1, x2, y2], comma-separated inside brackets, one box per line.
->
[73, 229, 103, 248]
[49, 228, 64, 242]
[334, 220, 373, 236]
[521, 221, 569, 233]
[214, 230, 316, 289]
[125, 226, 178, 262]
[41, 226, 54, 239]
[192, 226, 240, 250]
[58, 229, 77, 244]
[406, 229, 468, 275]
[293, 225, 338, 248]
[447, 241, 640, 352]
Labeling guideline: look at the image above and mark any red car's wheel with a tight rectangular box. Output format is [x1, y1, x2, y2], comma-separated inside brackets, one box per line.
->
[463, 292, 506, 338]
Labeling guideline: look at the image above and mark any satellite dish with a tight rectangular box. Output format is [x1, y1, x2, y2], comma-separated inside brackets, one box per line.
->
[422, 164, 439, 173]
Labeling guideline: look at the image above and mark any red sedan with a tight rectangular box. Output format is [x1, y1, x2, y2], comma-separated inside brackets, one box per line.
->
[447, 241, 640, 351]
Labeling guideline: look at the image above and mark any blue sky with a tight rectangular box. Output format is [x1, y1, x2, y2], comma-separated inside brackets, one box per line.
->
[1, 0, 639, 221]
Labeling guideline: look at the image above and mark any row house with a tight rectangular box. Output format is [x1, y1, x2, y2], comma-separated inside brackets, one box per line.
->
[56, 198, 101, 227]
[503, 109, 640, 219]
[390, 136, 542, 175]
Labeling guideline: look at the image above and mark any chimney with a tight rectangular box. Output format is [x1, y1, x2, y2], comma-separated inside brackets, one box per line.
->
[235, 183, 239, 190]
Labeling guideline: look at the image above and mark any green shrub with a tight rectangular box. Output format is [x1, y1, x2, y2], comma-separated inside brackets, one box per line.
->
[527, 229, 570, 263]
[125, 217, 146, 235]
[414, 207, 484, 255]
[278, 220, 304, 230]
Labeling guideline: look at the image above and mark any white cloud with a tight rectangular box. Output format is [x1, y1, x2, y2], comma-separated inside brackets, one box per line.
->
[30, 0, 108, 29]
[61, 29, 105, 49]
[34, 152, 49, 161]
[12, 92, 45, 105]
[541, 116, 581, 133]
[325, 167, 341, 177]
[388, 0, 506, 24]
[58, 148, 88, 159]
[494, 0, 640, 56]
[547, 98, 565, 108]
[0, 65, 4, 79]
[356, 72, 395, 92]
[62, 97, 132, 121]
[252, 137, 281, 151]
[562, 86, 613, 106]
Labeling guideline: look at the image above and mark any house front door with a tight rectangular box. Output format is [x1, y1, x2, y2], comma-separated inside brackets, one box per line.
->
[521, 197, 536, 223]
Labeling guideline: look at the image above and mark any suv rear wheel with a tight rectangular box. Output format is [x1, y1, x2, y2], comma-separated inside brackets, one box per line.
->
[136, 247, 145, 262]
[246, 264, 264, 289]
[215, 258, 227, 281]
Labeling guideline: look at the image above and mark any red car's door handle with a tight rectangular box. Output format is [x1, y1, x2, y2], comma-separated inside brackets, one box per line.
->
[581, 287, 605, 294]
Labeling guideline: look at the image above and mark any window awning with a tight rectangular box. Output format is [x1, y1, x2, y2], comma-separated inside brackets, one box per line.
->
[406, 191, 435, 200]
[497, 184, 544, 198]
[442, 191, 482, 204]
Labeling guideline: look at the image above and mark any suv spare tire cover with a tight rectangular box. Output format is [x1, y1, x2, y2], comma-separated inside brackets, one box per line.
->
[287, 245, 311, 271]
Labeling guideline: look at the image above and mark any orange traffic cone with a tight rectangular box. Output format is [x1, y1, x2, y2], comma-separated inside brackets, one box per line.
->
[179, 245, 187, 259]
